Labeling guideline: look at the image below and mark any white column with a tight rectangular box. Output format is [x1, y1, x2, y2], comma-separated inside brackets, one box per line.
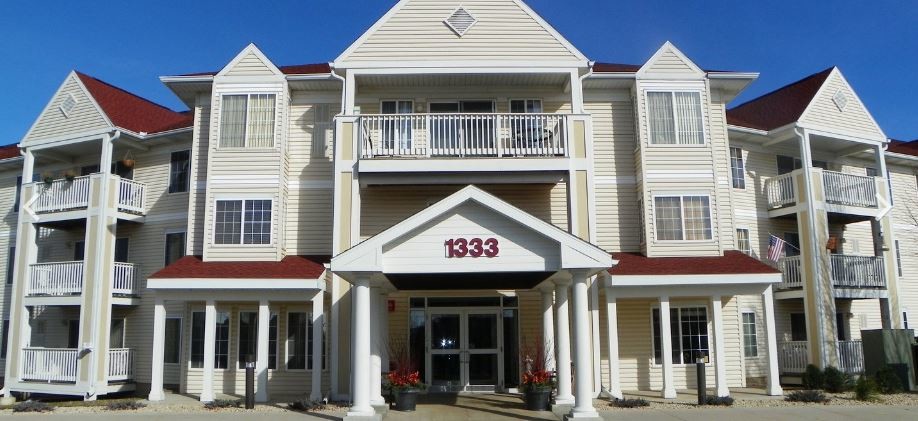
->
[554, 280, 574, 404]
[589, 277, 601, 396]
[311, 291, 325, 402]
[569, 271, 599, 418]
[256, 300, 269, 402]
[201, 300, 216, 402]
[762, 286, 783, 396]
[369, 288, 384, 405]
[710, 296, 729, 397]
[347, 276, 374, 417]
[604, 287, 622, 399]
[540, 286, 556, 373]
[659, 296, 676, 399]
[148, 298, 166, 401]
[379, 291, 389, 374]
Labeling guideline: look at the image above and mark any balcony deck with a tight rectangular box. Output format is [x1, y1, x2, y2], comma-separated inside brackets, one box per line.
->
[776, 255, 887, 298]
[24, 261, 139, 305]
[765, 169, 883, 220]
[21, 347, 134, 383]
[779, 340, 864, 375]
[29, 175, 147, 221]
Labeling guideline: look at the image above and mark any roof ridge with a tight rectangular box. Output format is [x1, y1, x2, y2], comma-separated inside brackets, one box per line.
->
[728, 66, 834, 111]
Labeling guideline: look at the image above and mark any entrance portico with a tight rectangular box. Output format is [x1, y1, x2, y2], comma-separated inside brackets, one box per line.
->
[331, 186, 614, 421]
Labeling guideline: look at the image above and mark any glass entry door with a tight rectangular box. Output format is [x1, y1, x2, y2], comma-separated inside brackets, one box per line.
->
[427, 309, 502, 392]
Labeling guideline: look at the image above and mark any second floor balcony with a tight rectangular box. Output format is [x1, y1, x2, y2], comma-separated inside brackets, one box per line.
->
[20, 347, 134, 383]
[30, 175, 147, 218]
[778, 254, 887, 294]
[25, 261, 138, 301]
[765, 169, 882, 218]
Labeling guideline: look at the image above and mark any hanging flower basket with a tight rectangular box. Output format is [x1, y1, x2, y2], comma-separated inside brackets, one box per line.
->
[121, 151, 135, 168]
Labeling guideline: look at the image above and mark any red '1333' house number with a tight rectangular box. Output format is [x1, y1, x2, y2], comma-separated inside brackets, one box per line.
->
[444, 238, 499, 258]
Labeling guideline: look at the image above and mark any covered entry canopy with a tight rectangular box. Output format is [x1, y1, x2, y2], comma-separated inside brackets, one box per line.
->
[330, 185, 615, 289]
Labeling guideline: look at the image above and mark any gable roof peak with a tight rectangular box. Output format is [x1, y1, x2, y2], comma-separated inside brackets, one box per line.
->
[726, 67, 835, 131]
[217, 43, 283, 77]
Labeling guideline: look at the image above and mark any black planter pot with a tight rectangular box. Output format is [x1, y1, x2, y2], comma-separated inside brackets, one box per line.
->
[524, 389, 551, 411]
[393, 389, 419, 411]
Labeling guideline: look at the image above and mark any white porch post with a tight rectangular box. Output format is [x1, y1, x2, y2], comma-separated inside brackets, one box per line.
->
[710, 296, 729, 397]
[554, 279, 574, 404]
[347, 275, 375, 417]
[540, 285, 556, 373]
[762, 286, 783, 395]
[201, 300, 216, 402]
[148, 297, 166, 401]
[570, 271, 599, 418]
[310, 291, 325, 402]
[659, 296, 676, 399]
[604, 286, 622, 399]
[256, 300, 270, 402]
[369, 288, 385, 405]
[379, 291, 389, 375]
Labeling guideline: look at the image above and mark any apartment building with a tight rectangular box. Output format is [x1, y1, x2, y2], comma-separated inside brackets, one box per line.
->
[0, 1, 914, 420]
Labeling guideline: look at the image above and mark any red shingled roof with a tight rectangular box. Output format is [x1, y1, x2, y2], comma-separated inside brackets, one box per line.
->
[726, 67, 834, 131]
[609, 250, 780, 276]
[593, 62, 642, 73]
[150, 255, 329, 279]
[0, 144, 20, 160]
[888, 139, 918, 157]
[75, 72, 192, 134]
[179, 62, 331, 77]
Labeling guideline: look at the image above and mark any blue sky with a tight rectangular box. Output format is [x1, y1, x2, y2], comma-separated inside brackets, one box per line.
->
[1, 0, 916, 142]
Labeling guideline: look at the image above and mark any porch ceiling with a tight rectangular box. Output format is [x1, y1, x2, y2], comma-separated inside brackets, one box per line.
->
[385, 271, 554, 290]
[355, 73, 569, 88]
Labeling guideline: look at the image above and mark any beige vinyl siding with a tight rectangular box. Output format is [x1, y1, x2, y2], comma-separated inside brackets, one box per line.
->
[223, 51, 278, 77]
[285, 98, 338, 255]
[359, 183, 568, 240]
[641, 49, 698, 75]
[799, 71, 884, 139]
[341, 0, 582, 63]
[202, 82, 288, 262]
[187, 94, 211, 256]
[23, 74, 110, 143]
[0, 167, 21, 376]
[889, 164, 918, 329]
[586, 93, 641, 252]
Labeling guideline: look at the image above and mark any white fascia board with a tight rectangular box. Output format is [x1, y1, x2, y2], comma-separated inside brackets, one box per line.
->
[148, 278, 325, 290]
[586, 73, 637, 80]
[707, 72, 759, 80]
[159, 75, 215, 83]
[605, 273, 782, 287]
[885, 152, 918, 163]
[358, 158, 571, 173]
[343, 63, 587, 72]
[798, 123, 887, 144]
[285, 74, 336, 81]
[727, 125, 769, 136]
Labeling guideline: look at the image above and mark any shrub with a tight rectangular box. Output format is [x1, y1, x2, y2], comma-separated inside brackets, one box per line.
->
[106, 400, 147, 411]
[801, 364, 824, 390]
[288, 399, 326, 411]
[203, 399, 243, 410]
[874, 367, 903, 394]
[703, 396, 734, 406]
[785, 390, 830, 403]
[823, 366, 852, 393]
[854, 377, 879, 402]
[611, 398, 650, 408]
[12, 400, 54, 413]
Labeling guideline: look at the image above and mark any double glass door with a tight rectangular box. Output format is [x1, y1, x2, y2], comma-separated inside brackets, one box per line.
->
[427, 309, 501, 392]
[428, 101, 496, 155]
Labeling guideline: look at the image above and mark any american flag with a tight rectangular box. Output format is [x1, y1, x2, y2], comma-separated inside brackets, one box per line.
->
[767, 235, 786, 262]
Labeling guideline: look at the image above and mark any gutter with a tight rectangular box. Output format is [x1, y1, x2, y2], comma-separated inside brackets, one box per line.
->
[329, 63, 347, 115]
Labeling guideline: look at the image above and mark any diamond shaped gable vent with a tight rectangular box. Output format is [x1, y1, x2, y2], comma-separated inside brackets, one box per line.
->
[445, 7, 477, 37]
[59, 93, 78, 118]
[833, 90, 849, 112]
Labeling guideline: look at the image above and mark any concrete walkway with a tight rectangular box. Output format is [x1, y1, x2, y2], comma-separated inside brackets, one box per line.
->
[598, 405, 918, 420]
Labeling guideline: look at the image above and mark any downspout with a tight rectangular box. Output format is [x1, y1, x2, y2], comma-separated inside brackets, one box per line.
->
[581, 61, 603, 396]
[329, 64, 346, 116]
[794, 126, 829, 368]
[85, 129, 120, 399]
[327, 65, 345, 400]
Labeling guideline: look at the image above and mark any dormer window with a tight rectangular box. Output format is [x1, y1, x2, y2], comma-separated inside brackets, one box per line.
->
[219, 94, 276, 148]
[646, 91, 704, 145]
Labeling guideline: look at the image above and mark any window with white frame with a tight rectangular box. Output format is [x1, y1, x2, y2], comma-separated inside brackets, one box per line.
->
[742, 311, 758, 357]
[647, 91, 704, 145]
[214, 199, 272, 245]
[287, 312, 326, 370]
[895, 240, 903, 277]
[168, 150, 191, 193]
[238, 311, 258, 369]
[219, 94, 276, 148]
[190, 311, 230, 368]
[510, 99, 543, 114]
[164, 317, 181, 364]
[730, 147, 746, 189]
[0, 320, 8, 359]
[654, 195, 712, 241]
[652, 306, 709, 364]
[736, 228, 752, 255]
[164, 231, 186, 266]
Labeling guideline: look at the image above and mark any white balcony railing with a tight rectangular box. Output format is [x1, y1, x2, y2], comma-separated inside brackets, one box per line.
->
[21, 348, 79, 382]
[32, 176, 91, 213]
[766, 171, 797, 209]
[358, 113, 570, 158]
[107, 348, 134, 381]
[779, 256, 803, 289]
[27, 261, 84, 296]
[823, 171, 877, 208]
[20, 348, 134, 383]
[112, 262, 137, 295]
[830, 254, 886, 289]
[117, 178, 146, 214]
[778, 254, 887, 290]
[779, 340, 864, 374]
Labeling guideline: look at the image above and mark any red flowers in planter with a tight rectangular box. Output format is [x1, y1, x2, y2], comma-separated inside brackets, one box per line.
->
[387, 370, 422, 390]
[522, 369, 552, 388]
